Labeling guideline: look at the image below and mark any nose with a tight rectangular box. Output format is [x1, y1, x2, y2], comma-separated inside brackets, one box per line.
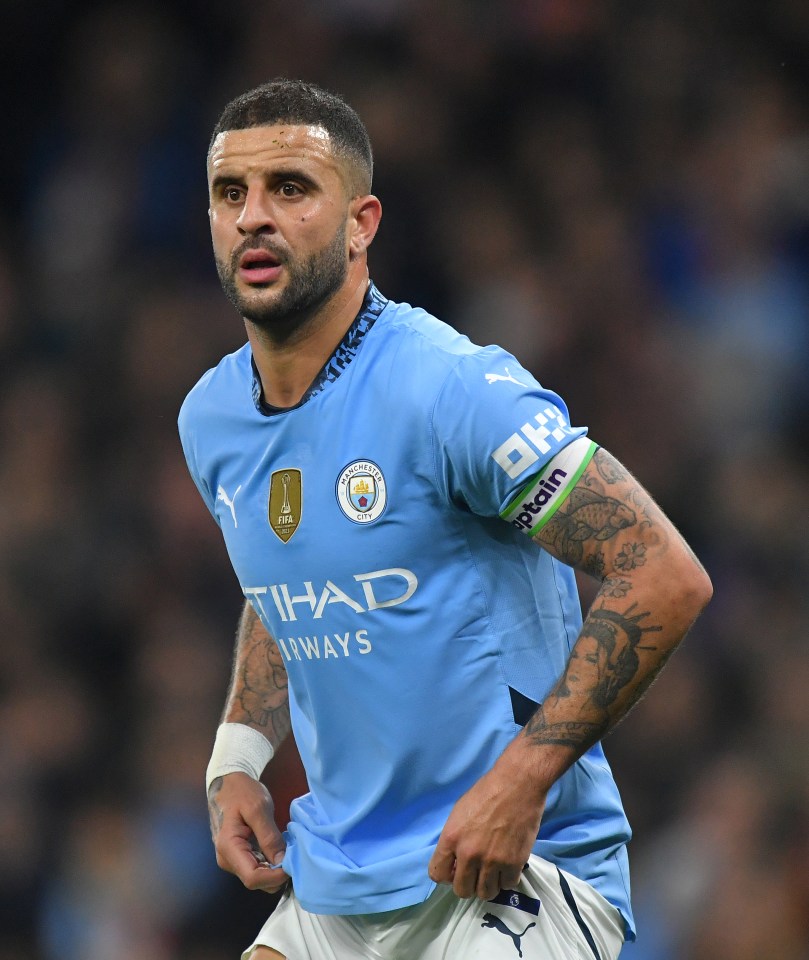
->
[236, 186, 276, 236]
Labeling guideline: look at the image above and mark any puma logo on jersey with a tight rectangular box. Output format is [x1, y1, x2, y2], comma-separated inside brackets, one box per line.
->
[217, 484, 242, 527]
[480, 913, 536, 957]
[485, 366, 528, 387]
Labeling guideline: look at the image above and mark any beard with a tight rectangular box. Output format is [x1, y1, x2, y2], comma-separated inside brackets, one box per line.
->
[215, 218, 349, 334]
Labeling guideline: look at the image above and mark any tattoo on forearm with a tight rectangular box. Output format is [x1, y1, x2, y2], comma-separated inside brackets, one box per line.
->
[237, 635, 291, 743]
[581, 604, 662, 710]
[523, 712, 607, 749]
[524, 447, 704, 757]
[225, 606, 291, 746]
[523, 602, 663, 750]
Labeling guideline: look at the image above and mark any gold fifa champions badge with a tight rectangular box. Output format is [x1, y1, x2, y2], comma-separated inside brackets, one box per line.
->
[269, 469, 302, 542]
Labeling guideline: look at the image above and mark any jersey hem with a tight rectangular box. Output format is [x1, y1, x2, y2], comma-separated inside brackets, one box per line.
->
[293, 877, 437, 916]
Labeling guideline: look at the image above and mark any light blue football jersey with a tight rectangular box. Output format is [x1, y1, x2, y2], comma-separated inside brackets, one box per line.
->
[179, 284, 634, 938]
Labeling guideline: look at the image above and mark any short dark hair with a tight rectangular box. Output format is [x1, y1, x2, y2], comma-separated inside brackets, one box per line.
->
[209, 78, 373, 194]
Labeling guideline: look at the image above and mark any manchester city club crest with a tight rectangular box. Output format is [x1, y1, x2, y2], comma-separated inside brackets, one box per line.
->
[336, 460, 387, 524]
[350, 473, 377, 512]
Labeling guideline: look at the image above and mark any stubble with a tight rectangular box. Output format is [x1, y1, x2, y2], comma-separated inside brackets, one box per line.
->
[216, 218, 349, 338]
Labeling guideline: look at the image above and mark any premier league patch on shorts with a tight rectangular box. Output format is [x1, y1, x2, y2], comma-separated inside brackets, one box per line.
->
[488, 888, 542, 916]
[336, 460, 387, 524]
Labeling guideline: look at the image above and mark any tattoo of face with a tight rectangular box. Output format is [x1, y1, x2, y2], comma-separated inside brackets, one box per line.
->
[522, 603, 663, 750]
[578, 604, 662, 712]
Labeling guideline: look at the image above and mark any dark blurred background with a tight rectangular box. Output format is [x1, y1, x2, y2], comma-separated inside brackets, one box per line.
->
[1, 1, 808, 958]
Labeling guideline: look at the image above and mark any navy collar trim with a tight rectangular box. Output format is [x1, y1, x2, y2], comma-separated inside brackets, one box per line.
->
[251, 283, 387, 416]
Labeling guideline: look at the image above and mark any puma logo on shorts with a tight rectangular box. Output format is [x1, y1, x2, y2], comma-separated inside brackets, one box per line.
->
[480, 912, 537, 957]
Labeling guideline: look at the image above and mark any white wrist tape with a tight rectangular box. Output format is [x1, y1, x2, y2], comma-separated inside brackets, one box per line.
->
[205, 722, 274, 795]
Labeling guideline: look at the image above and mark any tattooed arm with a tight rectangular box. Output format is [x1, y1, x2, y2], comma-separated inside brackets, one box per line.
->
[220, 601, 291, 744]
[429, 447, 712, 901]
[208, 602, 291, 893]
[522, 446, 711, 761]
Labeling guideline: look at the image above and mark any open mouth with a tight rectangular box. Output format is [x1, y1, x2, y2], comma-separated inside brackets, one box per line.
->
[238, 248, 283, 284]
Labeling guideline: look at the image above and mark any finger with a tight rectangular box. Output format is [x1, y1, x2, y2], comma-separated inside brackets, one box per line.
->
[500, 866, 524, 890]
[252, 843, 287, 872]
[253, 825, 286, 870]
[428, 844, 456, 885]
[451, 854, 479, 899]
[476, 863, 501, 901]
[218, 835, 268, 878]
[223, 836, 289, 893]
[245, 862, 291, 894]
[237, 793, 286, 868]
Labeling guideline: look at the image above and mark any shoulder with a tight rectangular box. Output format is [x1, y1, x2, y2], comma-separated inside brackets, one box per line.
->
[178, 342, 253, 436]
[369, 294, 566, 437]
[372, 295, 514, 396]
[180, 344, 252, 422]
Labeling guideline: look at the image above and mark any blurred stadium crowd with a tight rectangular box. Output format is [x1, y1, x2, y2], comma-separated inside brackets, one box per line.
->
[1, 1, 808, 957]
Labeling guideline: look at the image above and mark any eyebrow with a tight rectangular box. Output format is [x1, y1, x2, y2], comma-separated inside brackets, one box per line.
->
[270, 168, 320, 190]
[210, 173, 244, 194]
[209, 168, 321, 194]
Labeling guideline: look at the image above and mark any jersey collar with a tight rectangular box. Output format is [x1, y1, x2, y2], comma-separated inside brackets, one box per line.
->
[251, 282, 388, 416]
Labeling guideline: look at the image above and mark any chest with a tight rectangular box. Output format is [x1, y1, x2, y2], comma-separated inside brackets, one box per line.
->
[208, 399, 442, 626]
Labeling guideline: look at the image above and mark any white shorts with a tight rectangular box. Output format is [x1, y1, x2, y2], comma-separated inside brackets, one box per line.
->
[242, 855, 625, 960]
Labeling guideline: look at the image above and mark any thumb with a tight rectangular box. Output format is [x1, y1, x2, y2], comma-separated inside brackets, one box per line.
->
[254, 818, 286, 866]
[428, 841, 456, 885]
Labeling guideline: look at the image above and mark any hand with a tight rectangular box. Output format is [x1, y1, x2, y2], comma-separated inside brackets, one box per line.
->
[428, 760, 546, 901]
[208, 772, 289, 893]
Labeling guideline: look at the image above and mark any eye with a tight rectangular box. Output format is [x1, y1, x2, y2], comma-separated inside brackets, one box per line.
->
[279, 182, 303, 198]
[224, 186, 244, 203]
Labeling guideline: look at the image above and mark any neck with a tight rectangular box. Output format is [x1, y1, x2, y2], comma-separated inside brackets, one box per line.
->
[246, 268, 369, 409]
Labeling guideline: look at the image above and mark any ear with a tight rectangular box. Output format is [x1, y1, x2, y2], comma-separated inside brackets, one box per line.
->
[348, 195, 382, 260]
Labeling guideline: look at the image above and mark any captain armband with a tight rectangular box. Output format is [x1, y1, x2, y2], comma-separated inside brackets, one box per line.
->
[500, 436, 597, 536]
[205, 722, 275, 796]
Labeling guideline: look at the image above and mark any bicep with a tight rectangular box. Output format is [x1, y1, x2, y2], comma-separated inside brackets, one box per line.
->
[532, 447, 686, 582]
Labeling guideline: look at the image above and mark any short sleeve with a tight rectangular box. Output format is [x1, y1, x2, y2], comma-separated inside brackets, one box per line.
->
[431, 346, 595, 528]
[178, 392, 218, 522]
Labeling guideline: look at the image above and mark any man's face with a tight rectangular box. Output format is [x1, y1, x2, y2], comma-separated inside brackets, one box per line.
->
[208, 124, 353, 329]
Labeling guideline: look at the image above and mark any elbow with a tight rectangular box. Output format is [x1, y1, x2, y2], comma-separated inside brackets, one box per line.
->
[677, 560, 713, 623]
